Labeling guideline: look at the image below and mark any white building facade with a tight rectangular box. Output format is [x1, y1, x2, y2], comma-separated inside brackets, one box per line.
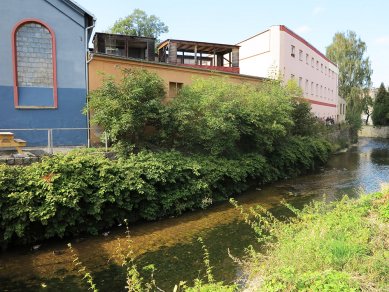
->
[238, 25, 345, 122]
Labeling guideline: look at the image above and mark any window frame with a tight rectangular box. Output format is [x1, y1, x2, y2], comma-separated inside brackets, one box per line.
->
[291, 45, 295, 57]
[12, 18, 58, 109]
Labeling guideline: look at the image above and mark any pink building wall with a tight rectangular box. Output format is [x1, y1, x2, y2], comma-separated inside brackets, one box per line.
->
[238, 25, 346, 122]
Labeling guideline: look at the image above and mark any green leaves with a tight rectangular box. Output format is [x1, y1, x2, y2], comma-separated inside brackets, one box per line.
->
[162, 78, 294, 156]
[326, 31, 372, 131]
[372, 83, 389, 126]
[109, 9, 168, 43]
[0, 138, 330, 247]
[88, 68, 166, 154]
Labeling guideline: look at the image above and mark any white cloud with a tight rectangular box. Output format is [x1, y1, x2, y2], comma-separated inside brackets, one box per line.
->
[376, 36, 389, 45]
[295, 25, 312, 34]
[312, 6, 324, 15]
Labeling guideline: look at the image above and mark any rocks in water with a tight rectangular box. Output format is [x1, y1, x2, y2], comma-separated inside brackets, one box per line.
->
[102, 231, 110, 237]
[32, 244, 41, 251]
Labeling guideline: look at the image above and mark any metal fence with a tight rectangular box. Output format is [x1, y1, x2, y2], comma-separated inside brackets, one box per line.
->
[0, 128, 109, 154]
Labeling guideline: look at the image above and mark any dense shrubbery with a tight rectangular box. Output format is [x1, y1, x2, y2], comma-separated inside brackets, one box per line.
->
[161, 78, 294, 156]
[0, 70, 335, 247]
[0, 136, 330, 247]
[87, 69, 166, 153]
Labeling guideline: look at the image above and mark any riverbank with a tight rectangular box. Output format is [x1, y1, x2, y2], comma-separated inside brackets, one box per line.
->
[1, 138, 389, 290]
[241, 192, 389, 291]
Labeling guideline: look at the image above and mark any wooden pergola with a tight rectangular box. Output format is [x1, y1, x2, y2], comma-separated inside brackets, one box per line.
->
[157, 39, 240, 68]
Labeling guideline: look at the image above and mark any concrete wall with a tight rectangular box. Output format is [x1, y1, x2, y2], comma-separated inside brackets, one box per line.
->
[359, 126, 389, 138]
[0, 0, 89, 146]
[238, 29, 279, 78]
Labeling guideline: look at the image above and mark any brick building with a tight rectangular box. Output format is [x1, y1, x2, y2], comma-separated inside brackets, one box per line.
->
[0, 0, 95, 146]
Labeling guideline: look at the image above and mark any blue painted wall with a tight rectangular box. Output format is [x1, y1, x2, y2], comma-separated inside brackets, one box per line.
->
[0, 0, 93, 146]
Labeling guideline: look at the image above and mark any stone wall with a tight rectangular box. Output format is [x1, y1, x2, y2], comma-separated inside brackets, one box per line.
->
[16, 23, 53, 88]
[359, 126, 389, 138]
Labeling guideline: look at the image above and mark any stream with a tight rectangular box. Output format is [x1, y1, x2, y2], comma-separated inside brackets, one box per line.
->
[1, 137, 389, 291]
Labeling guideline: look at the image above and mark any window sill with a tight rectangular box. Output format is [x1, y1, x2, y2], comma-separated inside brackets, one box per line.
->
[15, 106, 57, 110]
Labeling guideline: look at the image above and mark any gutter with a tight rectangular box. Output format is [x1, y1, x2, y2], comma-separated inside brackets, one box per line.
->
[85, 20, 95, 148]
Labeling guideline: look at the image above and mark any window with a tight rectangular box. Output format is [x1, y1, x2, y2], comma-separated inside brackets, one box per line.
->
[298, 77, 302, 88]
[316, 84, 318, 96]
[325, 66, 327, 75]
[299, 50, 303, 61]
[324, 87, 327, 99]
[291, 74, 295, 80]
[316, 61, 319, 70]
[169, 82, 183, 98]
[320, 85, 323, 98]
[291, 45, 295, 57]
[305, 79, 309, 94]
[321, 64, 323, 72]
[311, 57, 314, 67]
[311, 82, 314, 96]
[306, 54, 309, 65]
[12, 19, 57, 108]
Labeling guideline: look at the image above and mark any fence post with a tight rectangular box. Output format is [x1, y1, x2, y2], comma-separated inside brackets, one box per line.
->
[47, 129, 53, 154]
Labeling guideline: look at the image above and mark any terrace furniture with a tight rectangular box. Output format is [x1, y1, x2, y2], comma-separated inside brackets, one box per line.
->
[0, 132, 26, 154]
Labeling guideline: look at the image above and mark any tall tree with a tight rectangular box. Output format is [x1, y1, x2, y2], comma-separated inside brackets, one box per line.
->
[109, 9, 168, 43]
[326, 31, 372, 132]
[372, 83, 389, 126]
[362, 94, 373, 125]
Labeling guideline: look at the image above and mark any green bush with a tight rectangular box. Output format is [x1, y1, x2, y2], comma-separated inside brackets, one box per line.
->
[162, 78, 294, 156]
[0, 137, 330, 248]
[87, 68, 166, 154]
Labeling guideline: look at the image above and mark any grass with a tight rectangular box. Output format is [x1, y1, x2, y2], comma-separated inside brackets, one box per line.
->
[240, 193, 389, 291]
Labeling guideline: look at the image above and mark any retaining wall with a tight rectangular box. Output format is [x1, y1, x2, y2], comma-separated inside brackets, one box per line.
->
[359, 126, 389, 138]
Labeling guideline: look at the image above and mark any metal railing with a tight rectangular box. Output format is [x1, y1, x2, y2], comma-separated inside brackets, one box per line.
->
[0, 128, 109, 154]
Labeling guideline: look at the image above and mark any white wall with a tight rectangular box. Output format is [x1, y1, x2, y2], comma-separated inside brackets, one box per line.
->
[238, 25, 342, 122]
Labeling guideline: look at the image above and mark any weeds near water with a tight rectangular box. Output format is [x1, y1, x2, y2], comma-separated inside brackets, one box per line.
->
[67, 243, 98, 292]
[232, 193, 389, 291]
[67, 221, 237, 292]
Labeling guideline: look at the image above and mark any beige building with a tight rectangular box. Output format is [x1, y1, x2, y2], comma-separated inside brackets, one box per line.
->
[88, 53, 264, 144]
[237, 25, 345, 122]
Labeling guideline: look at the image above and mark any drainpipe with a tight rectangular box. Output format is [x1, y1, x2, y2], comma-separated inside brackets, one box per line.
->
[85, 20, 95, 148]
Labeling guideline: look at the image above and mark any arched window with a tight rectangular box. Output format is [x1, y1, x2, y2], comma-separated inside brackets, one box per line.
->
[12, 19, 57, 108]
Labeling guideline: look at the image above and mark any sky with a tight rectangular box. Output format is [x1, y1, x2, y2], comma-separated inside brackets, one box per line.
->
[76, 0, 389, 87]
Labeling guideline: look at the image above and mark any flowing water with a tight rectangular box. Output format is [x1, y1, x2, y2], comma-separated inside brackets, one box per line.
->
[1, 138, 389, 291]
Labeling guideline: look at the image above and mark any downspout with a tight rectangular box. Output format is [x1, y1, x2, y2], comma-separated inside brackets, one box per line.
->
[85, 19, 95, 148]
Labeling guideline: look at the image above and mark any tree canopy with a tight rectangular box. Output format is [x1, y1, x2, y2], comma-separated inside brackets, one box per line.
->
[109, 9, 168, 43]
[372, 83, 389, 126]
[326, 31, 372, 131]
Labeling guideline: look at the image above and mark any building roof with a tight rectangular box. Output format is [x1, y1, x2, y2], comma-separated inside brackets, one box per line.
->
[93, 32, 155, 41]
[279, 25, 337, 67]
[92, 53, 265, 81]
[237, 25, 337, 68]
[158, 39, 239, 54]
[62, 0, 96, 25]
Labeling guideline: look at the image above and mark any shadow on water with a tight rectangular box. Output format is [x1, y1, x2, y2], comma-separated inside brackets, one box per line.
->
[1, 138, 389, 291]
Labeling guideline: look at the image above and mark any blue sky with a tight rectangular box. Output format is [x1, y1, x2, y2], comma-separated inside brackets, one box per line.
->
[77, 0, 389, 87]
